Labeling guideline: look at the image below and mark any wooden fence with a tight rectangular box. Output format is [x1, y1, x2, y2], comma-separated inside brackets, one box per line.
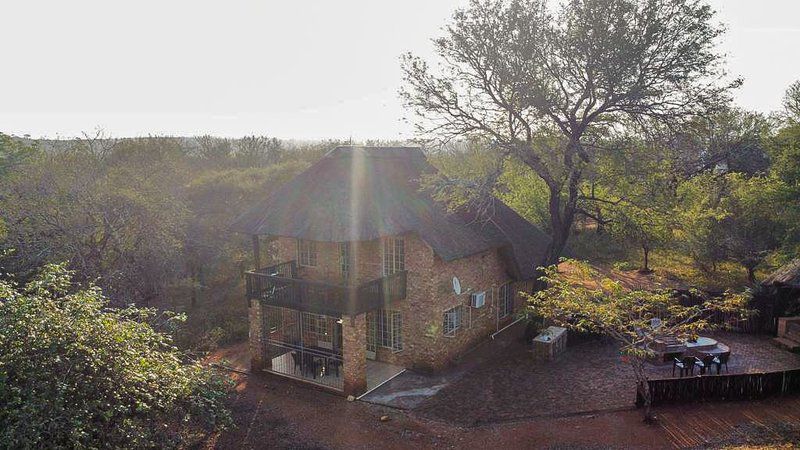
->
[637, 368, 800, 406]
[674, 290, 785, 335]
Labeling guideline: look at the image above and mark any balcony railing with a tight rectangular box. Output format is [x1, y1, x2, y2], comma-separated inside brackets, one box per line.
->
[245, 261, 407, 316]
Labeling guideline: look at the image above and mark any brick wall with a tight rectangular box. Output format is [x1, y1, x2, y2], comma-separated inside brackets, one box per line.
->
[341, 313, 367, 396]
[272, 237, 383, 285]
[262, 233, 529, 373]
[248, 300, 266, 371]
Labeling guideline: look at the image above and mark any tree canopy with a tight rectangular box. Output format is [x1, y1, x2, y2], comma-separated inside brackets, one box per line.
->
[402, 0, 737, 263]
[527, 259, 750, 418]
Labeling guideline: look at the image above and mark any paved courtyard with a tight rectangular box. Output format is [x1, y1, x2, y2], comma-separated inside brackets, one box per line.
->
[366, 326, 800, 426]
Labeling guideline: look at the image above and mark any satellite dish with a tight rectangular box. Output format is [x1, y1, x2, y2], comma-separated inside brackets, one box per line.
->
[650, 318, 662, 330]
[452, 277, 462, 295]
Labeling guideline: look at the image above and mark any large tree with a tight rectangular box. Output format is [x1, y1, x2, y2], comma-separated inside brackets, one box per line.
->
[401, 0, 737, 263]
[528, 260, 749, 421]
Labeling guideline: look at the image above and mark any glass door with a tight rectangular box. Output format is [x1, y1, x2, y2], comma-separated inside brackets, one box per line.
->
[365, 312, 377, 360]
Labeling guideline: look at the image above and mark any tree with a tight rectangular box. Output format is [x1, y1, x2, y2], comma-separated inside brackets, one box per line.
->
[670, 108, 770, 176]
[783, 80, 800, 122]
[0, 133, 36, 177]
[527, 260, 749, 421]
[0, 137, 190, 306]
[235, 135, 283, 167]
[609, 203, 672, 272]
[717, 174, 785, 283]
[0, 263, 232, 448]
[401, 0, 737, 264]
[673, 172, 789, 282]
[588, 138, 679, 270]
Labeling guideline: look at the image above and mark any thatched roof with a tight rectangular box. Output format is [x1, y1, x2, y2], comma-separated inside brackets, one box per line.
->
[762, 259, 800, 289]
[230, 146, 551, 280]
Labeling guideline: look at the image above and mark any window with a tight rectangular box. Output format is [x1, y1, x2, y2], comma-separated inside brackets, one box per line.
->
[339, 242, 351, 280]
[443, 305, 464, 336]
[372, 309, 403, 352]
[302, 312, 332, 347]
[499, 283, 514, 319]
[382, 236, 405, 276]
[297, 239, 317, 267]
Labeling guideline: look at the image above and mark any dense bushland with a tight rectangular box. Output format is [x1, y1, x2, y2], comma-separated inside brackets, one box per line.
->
[0, 264, 232, 448]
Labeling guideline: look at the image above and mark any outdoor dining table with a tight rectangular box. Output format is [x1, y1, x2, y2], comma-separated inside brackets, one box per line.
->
[685, 342, 730, 358]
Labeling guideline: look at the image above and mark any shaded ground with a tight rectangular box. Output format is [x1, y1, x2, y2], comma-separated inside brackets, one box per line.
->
[204, 329, 800, 448]
[410, 331, 800, 426]
[362, 320, 525, 409]
[201, 369, 800, 449]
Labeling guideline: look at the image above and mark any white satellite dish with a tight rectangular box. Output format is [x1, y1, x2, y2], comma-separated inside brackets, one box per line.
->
[650, 318, 662, 330]
[452, 277, 462, 295]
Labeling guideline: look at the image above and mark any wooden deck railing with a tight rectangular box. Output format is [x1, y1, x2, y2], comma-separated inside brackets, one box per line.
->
[636, 368, 800, 406]
[245, 261, 406, 316]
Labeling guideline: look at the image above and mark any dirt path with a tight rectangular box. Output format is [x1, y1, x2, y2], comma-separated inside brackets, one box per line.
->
[199, 370, 800, 449]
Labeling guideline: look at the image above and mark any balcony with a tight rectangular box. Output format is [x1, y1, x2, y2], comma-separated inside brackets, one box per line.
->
[245, 261, 407, 316]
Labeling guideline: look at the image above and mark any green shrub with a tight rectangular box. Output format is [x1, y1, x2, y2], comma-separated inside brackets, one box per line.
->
[612, 261, 638, 272]
[0, 264, 232, 449]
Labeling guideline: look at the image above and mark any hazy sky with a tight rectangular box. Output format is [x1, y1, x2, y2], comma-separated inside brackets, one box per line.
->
[2, 0, 799, 140]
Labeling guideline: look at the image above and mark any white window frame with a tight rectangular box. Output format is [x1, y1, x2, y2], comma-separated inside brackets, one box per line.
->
[382, 236, 405, 276]
[297, 239, 317, 267]
[443, 305, 464, 337]
[499, 283, 513, 319]
[374, 309, 403, 352]
[301, 311, 332, 347]
[339, 242, 351, 280]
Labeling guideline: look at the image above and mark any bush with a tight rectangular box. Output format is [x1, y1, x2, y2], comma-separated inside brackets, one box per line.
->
[612, 261, 638, 272]
[0, 264, 232, 448]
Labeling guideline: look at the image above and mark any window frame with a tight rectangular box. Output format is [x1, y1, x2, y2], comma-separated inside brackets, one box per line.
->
[443, 305, 464, 337]
[374, 309, 403, 352]
[296, 239, 318, 267]
[382, 236, 405, 276]
[499, 283, 513, 319]
[338, 242, 351, 280]
[301, 311, 332, 346]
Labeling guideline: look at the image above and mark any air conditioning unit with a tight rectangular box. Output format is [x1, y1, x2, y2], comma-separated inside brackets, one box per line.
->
[470, 291, 486, 308]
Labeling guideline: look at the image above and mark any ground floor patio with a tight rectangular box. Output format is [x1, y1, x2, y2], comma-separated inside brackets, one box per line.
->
[209, 324, 800, 427]
[363, 325, 800, 425]
[207, 341, 404, 394]
[268, 351, 404, 392]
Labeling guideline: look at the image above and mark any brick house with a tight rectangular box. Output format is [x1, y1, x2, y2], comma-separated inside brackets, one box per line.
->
[231, 146, 550, 396]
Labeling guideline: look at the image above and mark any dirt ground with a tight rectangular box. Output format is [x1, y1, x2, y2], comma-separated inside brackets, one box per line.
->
[199, 370, 800, 449]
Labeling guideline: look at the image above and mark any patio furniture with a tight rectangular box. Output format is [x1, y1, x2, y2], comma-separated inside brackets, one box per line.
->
[693, 356, 707, 375]
[681, 356, 697, 375]
[324, 357, 342, 377]
[713, 352, 730, 374]
[701, 354, 717, 375]
[664, 350, 684, 364]
[673, 357, 691, 377]
[290, 351, 303, 373]
[301, 352, 319, 379]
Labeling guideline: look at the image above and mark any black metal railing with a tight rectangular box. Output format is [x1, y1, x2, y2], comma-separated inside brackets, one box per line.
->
[245, 261, 406, 315]
[266, 341, 344, 391]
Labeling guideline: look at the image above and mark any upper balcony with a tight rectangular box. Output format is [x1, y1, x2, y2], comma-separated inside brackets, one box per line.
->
[245, 260, 407, 316]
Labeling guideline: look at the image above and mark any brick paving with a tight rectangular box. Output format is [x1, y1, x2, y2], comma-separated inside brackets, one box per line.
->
[412, 331, 800, 426]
